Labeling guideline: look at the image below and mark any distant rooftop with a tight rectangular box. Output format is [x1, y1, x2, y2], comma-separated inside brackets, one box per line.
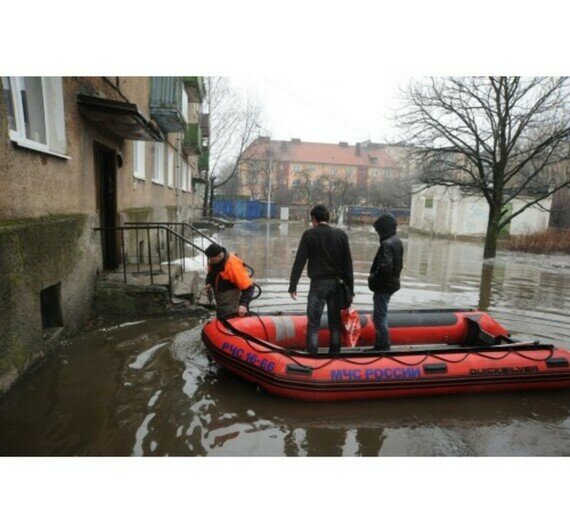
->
[244, 137, 403, 168]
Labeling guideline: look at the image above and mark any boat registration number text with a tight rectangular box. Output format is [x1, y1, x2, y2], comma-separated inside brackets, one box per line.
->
[220, 342, 276, 372]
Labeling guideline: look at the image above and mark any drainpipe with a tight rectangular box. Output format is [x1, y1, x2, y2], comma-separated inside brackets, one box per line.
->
[176, 133, 181, 222]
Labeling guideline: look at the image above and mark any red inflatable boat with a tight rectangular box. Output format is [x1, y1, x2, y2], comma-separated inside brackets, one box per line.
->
[201, 309, 570, 402]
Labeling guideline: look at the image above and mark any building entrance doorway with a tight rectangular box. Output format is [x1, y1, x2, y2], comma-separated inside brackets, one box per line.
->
[95, 143, 119, 270]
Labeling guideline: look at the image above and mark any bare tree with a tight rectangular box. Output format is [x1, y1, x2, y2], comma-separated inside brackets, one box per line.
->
[292, 169, 325, 215]
[242, 159, 269, 199]
[366, 176, 412, 208]
[319, 174, 364, 211]
[215, 161, 241, 198]
[204, 77, 265, 215]
[396, 77, 570, 258]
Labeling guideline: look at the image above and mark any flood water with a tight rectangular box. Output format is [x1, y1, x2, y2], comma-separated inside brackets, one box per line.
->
[1, 220, 569, 456]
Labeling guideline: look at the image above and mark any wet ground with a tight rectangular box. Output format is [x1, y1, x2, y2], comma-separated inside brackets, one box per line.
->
[1, 220, 569, 456]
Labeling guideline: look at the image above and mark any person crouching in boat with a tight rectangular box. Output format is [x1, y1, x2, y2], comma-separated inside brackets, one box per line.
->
[204, 243, 254, 318]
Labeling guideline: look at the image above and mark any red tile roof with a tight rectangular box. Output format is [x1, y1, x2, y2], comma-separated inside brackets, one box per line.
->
[244, 138, 400, 168]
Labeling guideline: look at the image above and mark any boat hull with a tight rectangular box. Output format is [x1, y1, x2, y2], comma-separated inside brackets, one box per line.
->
[201, 310, 570, 402]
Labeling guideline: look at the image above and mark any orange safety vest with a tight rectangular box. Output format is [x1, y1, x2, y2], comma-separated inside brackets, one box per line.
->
[210, 253, 253, 292]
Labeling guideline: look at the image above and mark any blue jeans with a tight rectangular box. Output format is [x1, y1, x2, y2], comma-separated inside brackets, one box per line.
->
[373, 292, 392, 350]
[307, 278, 341, 356]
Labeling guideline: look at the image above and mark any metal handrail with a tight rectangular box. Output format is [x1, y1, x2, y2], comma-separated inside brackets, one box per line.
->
[95, 224, 207, 300]
[126, 221, 217, 247]
[124, 221, 255, 276]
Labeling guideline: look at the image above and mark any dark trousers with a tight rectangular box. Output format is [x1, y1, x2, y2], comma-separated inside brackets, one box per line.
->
[373, 292, 392, 350]
[307, 278, 341, 356]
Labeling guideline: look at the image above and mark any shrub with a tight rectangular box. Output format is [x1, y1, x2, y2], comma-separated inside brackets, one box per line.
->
[504, 229, 570, 254]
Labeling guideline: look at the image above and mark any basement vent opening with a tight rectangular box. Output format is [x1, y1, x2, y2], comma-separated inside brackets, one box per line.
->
[40, 283, 63, 329]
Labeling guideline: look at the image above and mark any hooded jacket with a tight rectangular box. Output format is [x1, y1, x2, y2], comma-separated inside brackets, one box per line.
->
[206, 248, 254, 307]
[368, 213, 404, 294]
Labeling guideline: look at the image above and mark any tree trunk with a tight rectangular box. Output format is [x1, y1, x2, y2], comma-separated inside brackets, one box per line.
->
[483, 205, 502, 259]
[477, 262, 495, 310]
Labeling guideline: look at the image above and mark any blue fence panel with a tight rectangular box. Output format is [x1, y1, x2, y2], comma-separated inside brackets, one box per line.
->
[213, 199, 277, 220]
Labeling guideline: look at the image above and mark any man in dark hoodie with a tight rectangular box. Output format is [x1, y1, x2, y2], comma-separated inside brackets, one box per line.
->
[368, 213, 404, 350]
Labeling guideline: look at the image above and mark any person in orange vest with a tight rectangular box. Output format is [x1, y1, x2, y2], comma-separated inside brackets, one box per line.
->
[205, 243, 254, 318]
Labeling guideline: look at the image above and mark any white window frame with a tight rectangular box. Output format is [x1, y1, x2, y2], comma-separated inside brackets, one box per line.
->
[186, 164, 192, 192]
[180, 161, 187, 192]
[153, 142, 165, 184]
[182, 91, 189, 124]
[167, 149, 175, 187]
[3, 76, 68, 159]
[133, 141, 146, 180]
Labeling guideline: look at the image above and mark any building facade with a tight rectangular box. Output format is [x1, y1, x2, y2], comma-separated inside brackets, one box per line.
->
[0, 76, 208, 394]
[409, 185, 552, 238]
[238, 137, 403, 201]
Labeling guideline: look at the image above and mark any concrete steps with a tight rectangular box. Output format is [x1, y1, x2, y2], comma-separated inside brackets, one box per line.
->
[95, 261, 205, 317]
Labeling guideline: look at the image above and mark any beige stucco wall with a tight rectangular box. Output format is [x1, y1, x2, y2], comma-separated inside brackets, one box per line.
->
[0, 77, 204, 396]
[0, 77, 200, 222]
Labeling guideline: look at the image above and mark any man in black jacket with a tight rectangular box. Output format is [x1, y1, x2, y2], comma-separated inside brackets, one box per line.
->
[288, 205, 354, 356]
[368, 213, 404, 351]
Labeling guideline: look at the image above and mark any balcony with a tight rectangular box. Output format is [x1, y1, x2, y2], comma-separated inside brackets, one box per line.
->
[200, 112, 210, 138]
[149, 77, 187, 132]
[198, 148, 209, 171]
[183, 122, 203, 156]
[183, 77, 206, 103]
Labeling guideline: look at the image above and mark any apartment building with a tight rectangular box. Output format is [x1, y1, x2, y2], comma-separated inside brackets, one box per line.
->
[239, 137, 402, 201]
[0, 76, 209, 394]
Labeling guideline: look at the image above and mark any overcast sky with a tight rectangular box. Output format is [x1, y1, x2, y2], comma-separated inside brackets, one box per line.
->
[230, 74, 413, 146]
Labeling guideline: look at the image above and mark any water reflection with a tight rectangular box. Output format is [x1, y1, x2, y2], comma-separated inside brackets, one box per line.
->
[0, 221, 569, 456]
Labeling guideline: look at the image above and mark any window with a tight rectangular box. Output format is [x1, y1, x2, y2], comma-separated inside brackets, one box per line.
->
[153, 143, 165, 184]
[167, 149, 175, 187]
[133, 141, 145, 179]
[2, 77, 67, 157]
[292, 164, 302, 172]
[181, 161, 188, 191]
[182, 92, 189, 123]
[370, 168, 380, 177]
[345, 167, 353, 176]
[385, 168, 392, 177]
[186, 165, 192, 192]
[331, 166, 338, 174]
[425, 198, 433, 209]
[40, 283, 63, 329]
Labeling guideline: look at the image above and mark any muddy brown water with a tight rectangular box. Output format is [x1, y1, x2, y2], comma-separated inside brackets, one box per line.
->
[1, 221, 569, 456]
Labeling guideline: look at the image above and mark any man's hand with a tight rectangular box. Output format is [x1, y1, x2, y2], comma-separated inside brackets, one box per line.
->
[290, 291, 297, 300]
[238, 305, 247, 317]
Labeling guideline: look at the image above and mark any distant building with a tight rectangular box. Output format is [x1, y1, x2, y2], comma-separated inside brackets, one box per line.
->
[410, 185, 552, 238]
[239, 137, 405, 202]
[0, 76, 209, 395]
